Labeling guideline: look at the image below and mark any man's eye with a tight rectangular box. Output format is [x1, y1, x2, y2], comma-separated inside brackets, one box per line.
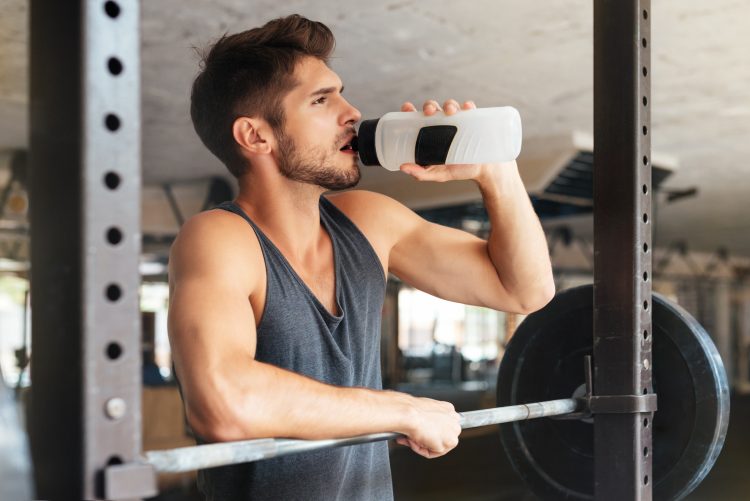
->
[313, 96, 327, 105]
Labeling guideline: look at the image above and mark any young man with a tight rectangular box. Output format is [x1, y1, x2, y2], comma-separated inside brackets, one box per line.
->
[168, 14, 554, 501]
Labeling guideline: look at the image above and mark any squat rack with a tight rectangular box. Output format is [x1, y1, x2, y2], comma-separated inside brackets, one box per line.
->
[593, 1, 653, 498]
[27, 1, 653, 499]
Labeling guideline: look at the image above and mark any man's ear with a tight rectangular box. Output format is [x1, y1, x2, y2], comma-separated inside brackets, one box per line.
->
[232, 116, 273, 156]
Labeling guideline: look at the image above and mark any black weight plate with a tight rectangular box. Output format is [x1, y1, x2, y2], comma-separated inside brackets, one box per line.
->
[496, 284, 729, 501]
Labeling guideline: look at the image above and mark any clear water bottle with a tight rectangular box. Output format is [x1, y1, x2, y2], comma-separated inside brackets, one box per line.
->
[355, 106, 522, 171]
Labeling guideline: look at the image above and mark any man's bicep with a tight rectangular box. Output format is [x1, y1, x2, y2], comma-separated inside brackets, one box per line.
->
[167, 217, 261, 429]
[168, 274, 258, 431]
[168, 274, 257, 361]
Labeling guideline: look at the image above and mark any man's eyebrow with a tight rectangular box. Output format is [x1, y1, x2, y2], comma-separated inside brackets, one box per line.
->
[309, 85, 344, 98]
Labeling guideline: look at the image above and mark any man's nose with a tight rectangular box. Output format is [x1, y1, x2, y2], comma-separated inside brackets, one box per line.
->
[343, 101, 362, 125]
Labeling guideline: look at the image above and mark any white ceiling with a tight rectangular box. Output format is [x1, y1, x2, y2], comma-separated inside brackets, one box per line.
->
[1, 0, 750, 255]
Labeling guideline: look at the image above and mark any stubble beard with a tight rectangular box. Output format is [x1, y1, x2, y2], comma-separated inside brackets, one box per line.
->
[275, 128, 361, 191]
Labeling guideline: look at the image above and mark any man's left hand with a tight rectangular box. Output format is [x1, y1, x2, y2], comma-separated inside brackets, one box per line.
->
[398, 99, 511, 183]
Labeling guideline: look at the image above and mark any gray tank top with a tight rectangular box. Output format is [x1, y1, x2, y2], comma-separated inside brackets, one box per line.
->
[197, 196, 393, 501]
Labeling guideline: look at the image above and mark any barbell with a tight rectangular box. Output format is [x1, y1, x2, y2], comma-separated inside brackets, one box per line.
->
[0, 284, 725, 499]
[131, 284, 728, 501]
[145, 398, 582, 472]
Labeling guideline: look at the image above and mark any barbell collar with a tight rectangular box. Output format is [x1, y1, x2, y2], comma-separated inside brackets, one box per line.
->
[588, 393, 658, 414]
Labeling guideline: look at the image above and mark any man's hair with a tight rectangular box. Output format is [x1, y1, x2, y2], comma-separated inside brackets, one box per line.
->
[190, 15, 336, 178]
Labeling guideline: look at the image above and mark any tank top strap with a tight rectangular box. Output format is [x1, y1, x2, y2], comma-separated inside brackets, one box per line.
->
[213, 201, 270, 246]
[319, 196, 387, 287]
[213, 200, 345, 329]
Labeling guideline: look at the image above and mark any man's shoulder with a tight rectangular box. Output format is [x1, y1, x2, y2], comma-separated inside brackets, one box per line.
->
[169, 208, 262, 282]
[325, 189, 407, 220]
[325, 190, 420, 247]
[173, 208, 256, 248]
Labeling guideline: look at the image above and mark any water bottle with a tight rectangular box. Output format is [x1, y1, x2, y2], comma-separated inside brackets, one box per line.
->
[355, 106, 522, 171]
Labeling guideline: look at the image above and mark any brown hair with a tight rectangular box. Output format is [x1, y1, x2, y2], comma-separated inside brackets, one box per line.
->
[190, 15, 336, 177]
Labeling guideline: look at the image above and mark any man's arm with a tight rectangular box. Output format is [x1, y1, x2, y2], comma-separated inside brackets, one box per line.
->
[393, 168, 554, 314]
[168, 211, 460, 457]
[338, 100, 554, 314]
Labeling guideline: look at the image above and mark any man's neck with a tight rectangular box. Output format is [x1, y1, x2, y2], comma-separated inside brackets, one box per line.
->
[234, 174, 328, 263]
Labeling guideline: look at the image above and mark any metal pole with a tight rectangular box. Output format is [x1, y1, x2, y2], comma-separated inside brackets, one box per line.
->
[29, 1, 150, 498]
[143, 398, 580, 473]
[593, 0, 653, 499]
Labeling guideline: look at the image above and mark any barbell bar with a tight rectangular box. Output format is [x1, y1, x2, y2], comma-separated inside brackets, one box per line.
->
[144, 398, 581, 473]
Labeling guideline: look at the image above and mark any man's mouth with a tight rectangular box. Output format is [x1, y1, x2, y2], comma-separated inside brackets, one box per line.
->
[339, 136, 358, 154]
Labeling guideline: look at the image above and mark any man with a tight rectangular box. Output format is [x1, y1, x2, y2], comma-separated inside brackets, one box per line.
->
[168, 14, 554, 501]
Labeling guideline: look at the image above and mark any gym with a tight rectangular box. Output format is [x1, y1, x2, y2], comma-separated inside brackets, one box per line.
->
[0, 0, 748, 499]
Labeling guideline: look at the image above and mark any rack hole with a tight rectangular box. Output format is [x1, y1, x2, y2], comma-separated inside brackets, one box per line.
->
[643, 96, 648, 106]
[643, 125, 648, 136]
[105, 114, 121, 132]
[643, 10, 648, 20]
[644, 475, 649, 485]
[104, 1, 121, 18]
[106, 342, 122, 360]
[643, 184, 648, 194]
[106, 284, 122, 302]
[643, 271, 648, 281]
[107, 455, 123, 466]
[644, 300, 649, 311]
[106, 227, 123, 245]
[643, 66, 648, 77]
[644, 329, 649, 340]
[107, 57, 123, 76]
[643, 243, 649, 253]
[104, 171, 121, 190]
[643, 155, 649, 165]
[643, 213, 649, 223]
[644, 446, 649, 457]
[644, 417, 649, 427]
[642, 38, 648, 48]
[643, 387, 648, 394]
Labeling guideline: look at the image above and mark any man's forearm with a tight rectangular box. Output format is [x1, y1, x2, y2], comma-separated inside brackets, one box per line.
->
[248, 361, 417, 439]
[192, 359, 453, 445]
[474, 162, 555, 311]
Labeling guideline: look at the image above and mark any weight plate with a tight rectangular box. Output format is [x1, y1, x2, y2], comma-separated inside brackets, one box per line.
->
[496, 284, 729, 500]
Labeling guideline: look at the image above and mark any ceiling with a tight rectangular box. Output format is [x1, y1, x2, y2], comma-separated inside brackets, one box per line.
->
[1, 0, 749, 257]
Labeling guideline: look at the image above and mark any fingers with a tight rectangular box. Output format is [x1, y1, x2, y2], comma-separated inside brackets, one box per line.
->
[400, 101, 417, 112]
[443, 99, 460, 115]
[422, 99, 442, 116]
[412, 99, 476, 116]
[405, 435, 460, 459]
[399, 164, 455, 183]
[400, 437, 457, 459]
[401, 397, 461, 459]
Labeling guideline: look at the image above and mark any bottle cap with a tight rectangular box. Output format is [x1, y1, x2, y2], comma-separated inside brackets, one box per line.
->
[356, 118, 380, 166]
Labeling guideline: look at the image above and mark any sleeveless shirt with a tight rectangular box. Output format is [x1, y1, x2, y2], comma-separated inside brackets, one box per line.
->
[196, 196, 393, 501]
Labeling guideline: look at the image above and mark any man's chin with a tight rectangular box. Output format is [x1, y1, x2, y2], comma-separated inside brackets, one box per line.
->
[322, 174, 360, 192]
[322, 163, 361, 191]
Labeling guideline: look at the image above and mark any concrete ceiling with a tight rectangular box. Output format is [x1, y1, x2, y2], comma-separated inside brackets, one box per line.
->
[1, 0, 750, 256]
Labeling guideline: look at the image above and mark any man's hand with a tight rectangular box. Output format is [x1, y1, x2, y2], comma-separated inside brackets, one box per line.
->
[398, 99, 512, 183]
[395, 395, 462, 459]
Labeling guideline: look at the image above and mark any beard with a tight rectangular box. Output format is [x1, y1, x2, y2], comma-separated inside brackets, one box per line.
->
[275, 127, 361, 191]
